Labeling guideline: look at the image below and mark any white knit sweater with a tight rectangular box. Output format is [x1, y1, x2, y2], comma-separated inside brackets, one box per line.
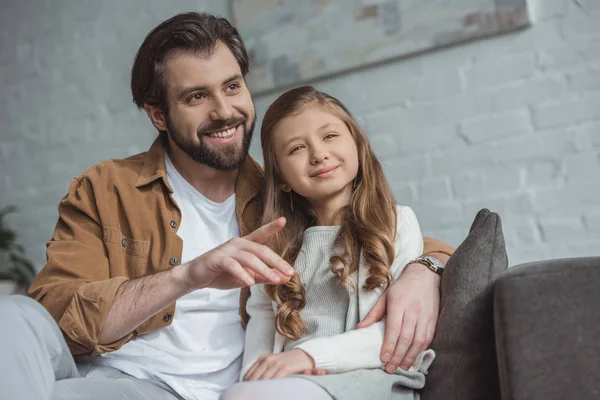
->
[241, 205, 431, 379]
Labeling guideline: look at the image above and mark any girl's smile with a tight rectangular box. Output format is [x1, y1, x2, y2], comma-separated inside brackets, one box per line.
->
[310, 165, 339, 179]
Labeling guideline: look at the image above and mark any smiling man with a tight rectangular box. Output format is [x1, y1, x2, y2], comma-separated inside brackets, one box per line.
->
[0, 12, 453, 400]
[158, 49, 254, 172]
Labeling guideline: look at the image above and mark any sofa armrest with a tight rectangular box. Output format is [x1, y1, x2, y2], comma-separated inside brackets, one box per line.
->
[494, 257, 600, 400]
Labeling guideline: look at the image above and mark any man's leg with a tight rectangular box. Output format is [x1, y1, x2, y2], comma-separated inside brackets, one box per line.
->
[0, 295, 80, 400]
[221, 378, 332, 400]
[0, 295, 181, 400]
[52, 365, 181, 400]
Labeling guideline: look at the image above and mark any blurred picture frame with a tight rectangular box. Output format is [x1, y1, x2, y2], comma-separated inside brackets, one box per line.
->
[230, 0, 530, 94]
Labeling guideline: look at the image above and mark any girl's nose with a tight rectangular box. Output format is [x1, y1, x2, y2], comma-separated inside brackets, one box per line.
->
[310, 148, 329, 164]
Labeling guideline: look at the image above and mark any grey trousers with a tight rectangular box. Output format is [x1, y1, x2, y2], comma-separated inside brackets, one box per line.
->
[222, 378, 332, 400]
[0, 295, 182, 400]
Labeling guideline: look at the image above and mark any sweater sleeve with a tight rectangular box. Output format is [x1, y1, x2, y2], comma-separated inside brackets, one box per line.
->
[295, 318, 387, 373]
[296, 205, 426, 373]
[240, 284, 277, 380]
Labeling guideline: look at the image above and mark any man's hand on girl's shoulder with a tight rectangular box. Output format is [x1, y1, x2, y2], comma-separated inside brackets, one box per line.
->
[357, 263, 441, 373]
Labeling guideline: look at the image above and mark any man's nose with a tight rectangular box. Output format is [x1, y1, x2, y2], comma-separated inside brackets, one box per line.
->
[209, 95, 234, 121]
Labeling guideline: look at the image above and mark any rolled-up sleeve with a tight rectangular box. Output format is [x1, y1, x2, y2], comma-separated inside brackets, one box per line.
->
[29, 177, 131, 356]
[422, 237, 455, 257]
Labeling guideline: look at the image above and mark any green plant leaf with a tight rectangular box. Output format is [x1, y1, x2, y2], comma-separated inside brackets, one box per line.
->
[0, 205, 36, 287]
[0, 205, 18, 215]
[0, 270, 16, 281]
[0, 231, 16, 248]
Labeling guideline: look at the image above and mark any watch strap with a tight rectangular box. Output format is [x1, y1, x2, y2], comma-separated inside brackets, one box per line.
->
[409, 255, 445, 276]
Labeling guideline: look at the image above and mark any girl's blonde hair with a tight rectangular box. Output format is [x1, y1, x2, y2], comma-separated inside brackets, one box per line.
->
[260, 86, 397, 340]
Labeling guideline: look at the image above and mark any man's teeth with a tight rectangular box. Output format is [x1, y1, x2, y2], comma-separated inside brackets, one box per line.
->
[208, 126, 236, 138]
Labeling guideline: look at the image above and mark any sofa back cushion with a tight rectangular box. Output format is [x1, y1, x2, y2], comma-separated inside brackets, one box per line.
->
[419, 208, 508, 400]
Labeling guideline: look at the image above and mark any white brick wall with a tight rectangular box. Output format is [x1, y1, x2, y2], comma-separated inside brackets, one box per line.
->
[0, 0, 228, 268]
[0, 0, 598, 271]
[252, 0, 600, 266]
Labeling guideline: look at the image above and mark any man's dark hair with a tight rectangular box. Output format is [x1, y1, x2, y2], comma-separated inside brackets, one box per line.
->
[130, 12, 249, 111]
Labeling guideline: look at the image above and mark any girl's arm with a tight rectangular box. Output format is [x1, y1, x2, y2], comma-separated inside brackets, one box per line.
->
[295, 317, 388, 373]
[240, 283, 277, 380]
[295, 206, 427, 374]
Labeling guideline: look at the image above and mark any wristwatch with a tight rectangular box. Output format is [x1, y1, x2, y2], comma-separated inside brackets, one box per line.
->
[409, 256, 445, 276]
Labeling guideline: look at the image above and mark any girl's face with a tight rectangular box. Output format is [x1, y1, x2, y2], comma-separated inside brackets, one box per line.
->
[272, 106, 360, 206]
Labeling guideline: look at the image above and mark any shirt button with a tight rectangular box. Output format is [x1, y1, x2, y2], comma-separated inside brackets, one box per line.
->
[163, 312, 172, 322]
[121, 239, 128, 247]
[169, 257, 179, 266]
[169, 220, 178, 228]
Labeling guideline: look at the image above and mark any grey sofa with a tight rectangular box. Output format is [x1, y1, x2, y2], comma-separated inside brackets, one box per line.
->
[418, 209, 599, 400]
[494, 257, 600, 400]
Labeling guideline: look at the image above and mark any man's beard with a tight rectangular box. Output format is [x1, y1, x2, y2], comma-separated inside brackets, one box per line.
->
[165, 112, 255, 171]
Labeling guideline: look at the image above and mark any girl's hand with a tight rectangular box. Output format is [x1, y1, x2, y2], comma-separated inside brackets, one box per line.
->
[243, 349, 316, 381]
[300, 368, 326, 376]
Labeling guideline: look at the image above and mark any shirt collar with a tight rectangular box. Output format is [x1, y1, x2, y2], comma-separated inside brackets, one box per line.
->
[135, 133, 263, 203]
[135, 133, 171, 191]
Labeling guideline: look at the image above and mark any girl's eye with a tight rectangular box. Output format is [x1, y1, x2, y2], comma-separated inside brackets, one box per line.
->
[324, 134, 337, 140]
[289, 145, 304, 154]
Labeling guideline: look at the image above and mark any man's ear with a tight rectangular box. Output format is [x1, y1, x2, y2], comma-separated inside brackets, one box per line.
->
[144, 104, 168, 132]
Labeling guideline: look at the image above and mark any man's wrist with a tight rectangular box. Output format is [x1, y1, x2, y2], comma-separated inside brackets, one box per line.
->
[425, 252, 450, 265]
[170, 262, 195, 294]
[405, 263, 442, 291]
[405, 262, 441, 276]
[408, 255, 445, 276]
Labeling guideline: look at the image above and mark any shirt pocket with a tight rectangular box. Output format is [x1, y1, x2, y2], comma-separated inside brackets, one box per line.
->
[103, 226, 151, 276]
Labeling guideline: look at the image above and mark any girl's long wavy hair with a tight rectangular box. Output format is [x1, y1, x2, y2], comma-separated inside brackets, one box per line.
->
[260, 86, 398, 340]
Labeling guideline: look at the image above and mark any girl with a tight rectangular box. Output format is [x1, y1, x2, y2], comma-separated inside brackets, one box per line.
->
[223, 86, 434, 400]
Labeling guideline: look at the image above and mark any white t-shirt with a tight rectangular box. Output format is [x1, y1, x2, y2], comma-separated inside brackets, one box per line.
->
[93, 154, 244, 400]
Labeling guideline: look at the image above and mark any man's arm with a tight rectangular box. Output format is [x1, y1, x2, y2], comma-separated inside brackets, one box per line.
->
[100, 218, 293, 345]
[358, 234, 455, 372]
[30, 177, 133, 355]
[423, 237, 454, 258]
[31, 177, 293, 355]
[97, 266, 188, 345]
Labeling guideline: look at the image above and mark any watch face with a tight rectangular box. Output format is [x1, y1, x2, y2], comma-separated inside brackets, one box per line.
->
[426, 256, 444, 269]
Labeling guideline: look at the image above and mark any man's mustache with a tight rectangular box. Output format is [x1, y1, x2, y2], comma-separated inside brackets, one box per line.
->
[198, 117, 247, 135]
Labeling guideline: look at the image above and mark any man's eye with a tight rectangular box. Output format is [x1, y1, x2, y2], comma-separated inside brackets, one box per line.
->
[227, 83, 240, 91]
[190, 93, 205, 101]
